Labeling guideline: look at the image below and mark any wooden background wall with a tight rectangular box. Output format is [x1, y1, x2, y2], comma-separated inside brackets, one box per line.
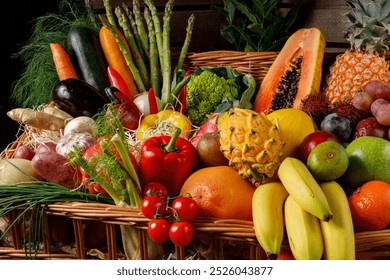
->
[86, 0, 351, 53]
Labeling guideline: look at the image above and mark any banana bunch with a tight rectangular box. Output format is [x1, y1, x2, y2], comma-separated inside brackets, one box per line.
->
[252, 157, 355, 260]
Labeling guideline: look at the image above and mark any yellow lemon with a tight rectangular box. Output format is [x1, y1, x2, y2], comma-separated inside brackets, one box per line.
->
[267, 108, 315, 159]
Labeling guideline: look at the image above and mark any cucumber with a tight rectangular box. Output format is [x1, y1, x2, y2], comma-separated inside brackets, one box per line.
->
[67, 26, 110, 97]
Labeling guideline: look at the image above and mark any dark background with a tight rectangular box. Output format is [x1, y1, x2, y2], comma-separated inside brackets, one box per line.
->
[1, 0, 62, 151]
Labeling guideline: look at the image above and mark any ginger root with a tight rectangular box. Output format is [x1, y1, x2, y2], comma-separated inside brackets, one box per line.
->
[7, 108, 66, 131]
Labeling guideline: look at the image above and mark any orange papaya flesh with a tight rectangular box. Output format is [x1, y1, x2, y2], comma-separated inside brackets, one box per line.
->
[253, 28, 326, 115]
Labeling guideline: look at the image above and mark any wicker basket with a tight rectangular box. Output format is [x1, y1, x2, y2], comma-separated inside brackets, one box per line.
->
[1, 51, 390, 260]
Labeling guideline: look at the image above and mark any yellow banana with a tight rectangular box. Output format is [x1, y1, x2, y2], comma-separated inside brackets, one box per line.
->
[320, 181, 356, 260]
[252, 181, 289, 260]
[284, 195, 324, 260]
[277, 157, 333, 221]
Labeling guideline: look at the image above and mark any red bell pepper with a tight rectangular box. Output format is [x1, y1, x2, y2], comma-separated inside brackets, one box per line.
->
[139, 127, 199, 196]
[147, 88, 159, 115]
[105, 85, 142, 117]
[107, 66, 132, 100]
[176, 70, 191, 114]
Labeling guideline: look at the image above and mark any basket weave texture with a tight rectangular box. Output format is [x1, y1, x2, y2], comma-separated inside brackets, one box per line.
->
[183, 51, 279, 84]
[1, 51, 390, 260]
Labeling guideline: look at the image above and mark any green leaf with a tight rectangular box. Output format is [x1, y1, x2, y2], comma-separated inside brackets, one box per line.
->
[231, 0, 259, 24]
[225, 0, 237, 24]
[247, 23, 265, 35]
[284, 4, 300, 29]
[214, 0, 300, 52]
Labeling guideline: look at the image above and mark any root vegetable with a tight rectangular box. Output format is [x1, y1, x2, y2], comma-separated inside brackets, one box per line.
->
[50, 43, 78, 81]
[7, 108, 66, 131]
[64, 116, 96, 135]
[56, 132, 96, 158]
[35, 142, 57, 154]
[0, 158, 43, 184]
[13, 145, 35, 160]
[43, 105, 73, 120]
[31, 151, 80, 189]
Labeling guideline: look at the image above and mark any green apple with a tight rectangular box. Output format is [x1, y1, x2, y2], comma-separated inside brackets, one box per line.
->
[307, 141, 349, 181]
[340, 136, 390, 190]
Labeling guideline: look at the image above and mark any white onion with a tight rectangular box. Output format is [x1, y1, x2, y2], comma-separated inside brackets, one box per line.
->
[64, 116, 95, 136]
[133, 93, 163, 116]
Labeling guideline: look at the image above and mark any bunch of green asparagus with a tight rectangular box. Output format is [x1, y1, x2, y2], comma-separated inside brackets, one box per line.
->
[102, 0, 195, 106]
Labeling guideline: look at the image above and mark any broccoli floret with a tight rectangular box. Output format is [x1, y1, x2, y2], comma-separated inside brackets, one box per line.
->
[185, 70, 238, 126]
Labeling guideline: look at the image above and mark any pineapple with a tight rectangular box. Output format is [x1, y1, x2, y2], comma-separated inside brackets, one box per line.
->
[324, 0, 390, 108]
[218, 108, 285, 186]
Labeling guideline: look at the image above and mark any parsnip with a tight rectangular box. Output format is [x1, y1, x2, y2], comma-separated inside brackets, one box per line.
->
[7, 108, 66, 131]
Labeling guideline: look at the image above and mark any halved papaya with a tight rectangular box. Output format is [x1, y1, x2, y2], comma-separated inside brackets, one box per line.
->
[253, 28, 326, 114]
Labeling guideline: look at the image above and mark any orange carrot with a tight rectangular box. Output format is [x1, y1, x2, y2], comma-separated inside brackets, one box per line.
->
[99, 25, 139, 99]
[50, 43, 78, 81]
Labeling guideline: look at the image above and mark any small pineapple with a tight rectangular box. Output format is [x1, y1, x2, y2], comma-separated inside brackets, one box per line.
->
[324, 0, 390, 108]
[218, 108, 285, 186]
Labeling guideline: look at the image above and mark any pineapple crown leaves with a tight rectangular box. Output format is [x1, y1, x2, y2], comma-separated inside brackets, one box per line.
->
[211, 0, 300, 52]
[345, 0, 390, 54]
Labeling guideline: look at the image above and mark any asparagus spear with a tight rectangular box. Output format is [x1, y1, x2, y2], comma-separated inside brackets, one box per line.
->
[133, 0, 150, 59]
[115, 6, 150, 90]
[144, 6, 161, 98]
[160, 0, 175, 106]
[103, 0, 117, 27]
[144, 0, 164, 68]
[122, 3, 147, 63]
[174, 13, 195, 74]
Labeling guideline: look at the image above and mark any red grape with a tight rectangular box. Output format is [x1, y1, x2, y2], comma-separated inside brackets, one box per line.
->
[371, 98, 390, 126]
[352, 91, 374, 113]
[363, 80, 390, 101]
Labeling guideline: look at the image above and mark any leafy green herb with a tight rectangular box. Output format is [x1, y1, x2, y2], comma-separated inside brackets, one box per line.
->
[9, 0, 99, 108]
[211, 0, 300, 52]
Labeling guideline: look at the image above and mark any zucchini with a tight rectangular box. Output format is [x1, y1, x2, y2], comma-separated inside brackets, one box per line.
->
[67, 26, 110, 96]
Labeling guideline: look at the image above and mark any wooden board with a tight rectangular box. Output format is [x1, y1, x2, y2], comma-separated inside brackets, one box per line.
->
[86, 0, 352, 53]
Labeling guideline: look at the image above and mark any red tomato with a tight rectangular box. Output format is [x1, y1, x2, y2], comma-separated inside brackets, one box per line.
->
[169, 221, 193, 247]
[143, 182, 168, 198]
[147, 218, 170, 243]
[141, 196, 166, 219]
[171, 196, 198, 222]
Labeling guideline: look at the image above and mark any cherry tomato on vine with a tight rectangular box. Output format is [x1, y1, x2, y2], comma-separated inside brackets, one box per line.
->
[169, 221, 194, 247]
[143, 182, 168, 199]
[147, 218, 170, 243]
[171, 196, 198, 221]
[141, 196, 166, 219]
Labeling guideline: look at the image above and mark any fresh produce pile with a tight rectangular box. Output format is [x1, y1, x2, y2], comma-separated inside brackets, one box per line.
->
[1, 0, 390, 260]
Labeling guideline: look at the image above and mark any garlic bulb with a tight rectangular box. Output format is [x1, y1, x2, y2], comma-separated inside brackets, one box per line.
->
[56, 132, 96, 158]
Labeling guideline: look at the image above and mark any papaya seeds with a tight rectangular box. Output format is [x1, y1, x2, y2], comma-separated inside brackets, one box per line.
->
[196, 132, 229, 167]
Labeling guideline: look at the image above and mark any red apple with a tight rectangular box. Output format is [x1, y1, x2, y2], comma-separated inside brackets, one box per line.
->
[297, 130, 341, 163]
